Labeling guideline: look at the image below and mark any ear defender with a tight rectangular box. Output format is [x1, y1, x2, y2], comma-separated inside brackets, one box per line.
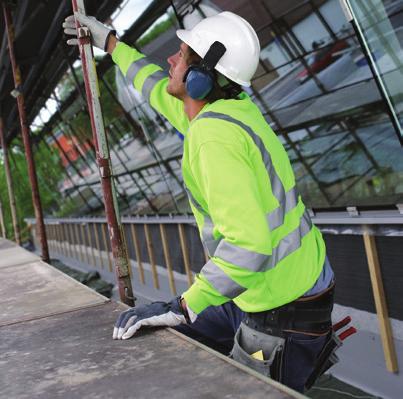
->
[183, 41, 226, 100]
[183, 66, 215, 100]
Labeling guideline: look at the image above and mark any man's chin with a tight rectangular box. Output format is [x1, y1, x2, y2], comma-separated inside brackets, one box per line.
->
[166, 85, 183, 100]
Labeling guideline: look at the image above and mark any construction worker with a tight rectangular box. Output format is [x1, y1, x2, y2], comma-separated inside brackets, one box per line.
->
[63, 11, 336, 393]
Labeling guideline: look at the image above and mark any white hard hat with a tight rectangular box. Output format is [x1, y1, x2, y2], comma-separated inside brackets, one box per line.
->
[176, 11, 260, 87]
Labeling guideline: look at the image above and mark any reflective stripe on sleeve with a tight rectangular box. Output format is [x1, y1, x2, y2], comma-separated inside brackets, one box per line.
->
[201, 219, 220, 255]
[142, 70, 168, 101]
[267, 188, 299, 231]
[262, 210, 312, 270]
[126, 58, 148, 83]
[201, 260, 247, 299]
[214, 210, 312, 272]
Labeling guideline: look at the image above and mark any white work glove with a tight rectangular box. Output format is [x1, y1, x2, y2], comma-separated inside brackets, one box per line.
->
[113, 296, 197, 340]
[62, 13, 115, 51]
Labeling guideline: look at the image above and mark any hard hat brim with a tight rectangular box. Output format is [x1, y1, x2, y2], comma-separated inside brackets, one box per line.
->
[176, 29, 251, 87]
[176, 30, 195, 53]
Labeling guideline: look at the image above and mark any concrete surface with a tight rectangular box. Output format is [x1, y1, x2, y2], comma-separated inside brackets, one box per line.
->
[0, 238, 303, 399]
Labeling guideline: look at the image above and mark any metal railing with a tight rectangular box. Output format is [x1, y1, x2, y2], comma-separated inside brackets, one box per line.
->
[32, 216, 205, 296]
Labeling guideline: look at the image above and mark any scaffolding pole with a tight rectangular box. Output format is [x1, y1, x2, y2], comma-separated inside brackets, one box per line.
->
[2, 2, 49, 260]
[0, 200, 6, 238]
[0, 116, 21, 244]
[72, 0, 134, 306]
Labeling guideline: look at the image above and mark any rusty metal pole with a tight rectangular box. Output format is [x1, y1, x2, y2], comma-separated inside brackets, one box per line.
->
[3, 3, 49, 261]
[0, 116, 21, 244]
[72, 0, 134, 306]
[0, 200, 6, 238]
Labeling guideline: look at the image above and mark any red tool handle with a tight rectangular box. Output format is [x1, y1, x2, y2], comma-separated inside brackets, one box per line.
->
[338, 326, 357, 341]
[333, 316, 351, 332]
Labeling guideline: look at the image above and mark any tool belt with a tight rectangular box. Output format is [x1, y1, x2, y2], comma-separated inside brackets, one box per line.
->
[244, 283, 335, 337]
[231, 283, 355, 390]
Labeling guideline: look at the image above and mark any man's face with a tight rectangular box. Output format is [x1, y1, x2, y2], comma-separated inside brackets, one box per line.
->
[166, 42, 190, 99]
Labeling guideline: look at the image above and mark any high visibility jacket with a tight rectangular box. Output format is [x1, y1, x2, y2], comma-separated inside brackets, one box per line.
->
[112, 42, 326, 315]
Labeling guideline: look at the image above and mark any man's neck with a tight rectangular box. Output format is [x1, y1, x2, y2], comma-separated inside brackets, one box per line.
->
[184, 97, 208, 121]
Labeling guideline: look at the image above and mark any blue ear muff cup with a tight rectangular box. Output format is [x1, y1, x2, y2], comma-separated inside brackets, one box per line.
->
[184, 67, 215, 100]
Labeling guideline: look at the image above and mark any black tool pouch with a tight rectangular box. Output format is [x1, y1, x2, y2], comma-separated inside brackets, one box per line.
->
[230, 322, 285, 379]
[304, 330, 343, 390]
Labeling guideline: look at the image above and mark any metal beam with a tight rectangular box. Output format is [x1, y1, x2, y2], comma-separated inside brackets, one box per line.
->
[0, 116, 21, 244]
[2, 2, 49, 260]
[72, 0, 134, 306]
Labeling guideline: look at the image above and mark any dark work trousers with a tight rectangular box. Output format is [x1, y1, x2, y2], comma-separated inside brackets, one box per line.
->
[174, 301, 328, 393]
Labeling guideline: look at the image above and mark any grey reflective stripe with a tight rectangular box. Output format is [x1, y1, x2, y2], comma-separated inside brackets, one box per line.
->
[185, 187, 207, 215]
[201, 260, 247, 299]
[201, 211, 222, 255]
[126, 58, 149, 83]
[203, 239, 221, 256]
[142, 70, 167, 101]
[262, 210, 312, 271]
[196, 111, 297, 231]
[214, 210, 312, 272]
[267, 188, 299, 231]
[214, 240, 268, 271]
[185, 186, 222, 255]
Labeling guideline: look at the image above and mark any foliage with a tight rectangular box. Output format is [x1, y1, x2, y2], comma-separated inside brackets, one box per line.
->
[136, 16, 174, 49]
[0, 139, 65, 242]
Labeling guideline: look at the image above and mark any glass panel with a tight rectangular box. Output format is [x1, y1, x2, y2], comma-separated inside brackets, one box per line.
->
[345, 0, 403, 140]
[234, 0, 403, 208]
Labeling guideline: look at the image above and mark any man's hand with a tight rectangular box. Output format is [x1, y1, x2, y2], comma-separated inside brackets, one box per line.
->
[62, 13, 116, 52]
[113, 297, 191, 340]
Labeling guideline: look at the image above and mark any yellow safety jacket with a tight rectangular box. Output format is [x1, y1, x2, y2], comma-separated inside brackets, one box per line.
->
[112, 42, 326, 314]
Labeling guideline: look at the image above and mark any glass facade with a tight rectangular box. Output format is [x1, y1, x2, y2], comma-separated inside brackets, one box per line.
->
[117, 0, 403, 211]
[346, 0, 403, 140]
[210, 0, 403, 209]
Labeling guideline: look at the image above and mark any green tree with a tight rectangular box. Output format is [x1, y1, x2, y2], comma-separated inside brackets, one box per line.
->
[0, 137, 65, 242]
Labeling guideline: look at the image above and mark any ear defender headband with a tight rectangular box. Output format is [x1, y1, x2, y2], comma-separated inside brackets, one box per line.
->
[183, 41, 227, 100]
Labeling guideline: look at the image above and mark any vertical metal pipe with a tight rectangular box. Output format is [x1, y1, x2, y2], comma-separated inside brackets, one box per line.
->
[0, 117, 20, 244]
[3, 3, 49, 261]
[59, 223, 67, 257]
[80, 223, 89, 264]
[72, 0, 134, 306]
[88, 223, 97, 266]
[54, 225, 59, 254]
[93, 222, 103, 269]
[50, 225, 55, 254]
[0, 200, 6, 238]
[46, 224, 51, 253]
[63, 223, 73, 259]
[52, 225, 56, 254]
[69, 223, 78, 260]
[130, 223, 145, 284]
[178, 224, 193, 287]
[101, 222, 113, 272]
[144, 224, 159, 289]
[159, 224, 176, 295]
[74, 223, 84, 263]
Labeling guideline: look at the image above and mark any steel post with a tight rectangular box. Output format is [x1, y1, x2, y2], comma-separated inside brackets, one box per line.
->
[2, 4, 48, 259]
[0, 117, 21, 244]
[72, 0, 134, 306]
[0, 200, 6, 238]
